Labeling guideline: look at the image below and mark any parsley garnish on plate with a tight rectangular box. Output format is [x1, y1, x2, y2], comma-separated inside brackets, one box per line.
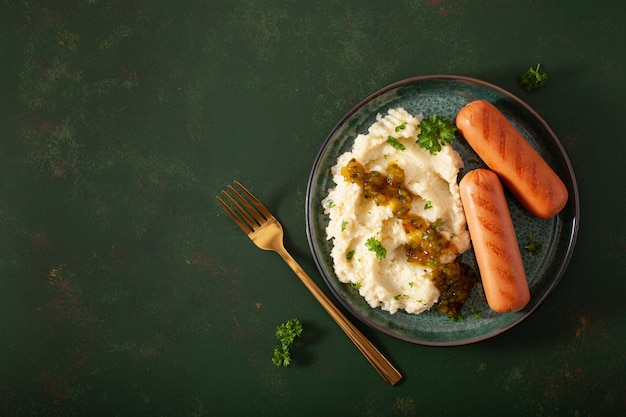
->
[365, 237, 386, 260]
[524, 234, 542, 255]
[448, 314, 464, 322]
[386, 135, 406, 151]
[417, 115, 457, 155]
[470, 308, 482, 319]
[431, 218, 444, 230]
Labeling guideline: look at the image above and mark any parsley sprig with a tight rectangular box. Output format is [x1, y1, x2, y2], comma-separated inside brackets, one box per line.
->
[365, 237, 386, 260]
[271, 318, 303, 367]
[417, 115, 457, 155]
[520, 63, 548, 91]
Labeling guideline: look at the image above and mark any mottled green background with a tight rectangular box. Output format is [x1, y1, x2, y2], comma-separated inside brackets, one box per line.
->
[0, 1, 624, 416]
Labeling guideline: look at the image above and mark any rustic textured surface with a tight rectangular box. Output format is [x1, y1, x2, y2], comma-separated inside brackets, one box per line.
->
[0, 1, 624, 416]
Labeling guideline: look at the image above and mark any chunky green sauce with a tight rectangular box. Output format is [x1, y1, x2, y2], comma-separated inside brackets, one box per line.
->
[341, 158, 476, 317]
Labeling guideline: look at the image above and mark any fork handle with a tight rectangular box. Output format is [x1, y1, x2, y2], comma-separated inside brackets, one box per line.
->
[275, 247, 403, 386]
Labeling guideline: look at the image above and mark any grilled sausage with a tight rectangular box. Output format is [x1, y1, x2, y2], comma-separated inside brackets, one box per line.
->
[456, 100, 568, 219]
[459, 169, 530, 313]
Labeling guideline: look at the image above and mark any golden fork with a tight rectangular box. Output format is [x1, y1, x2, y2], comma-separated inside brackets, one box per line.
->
[216, 181, 402, 386]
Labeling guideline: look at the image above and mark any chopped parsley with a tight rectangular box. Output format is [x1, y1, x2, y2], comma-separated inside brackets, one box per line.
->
[524, 234, 542, 255]
[351, 281, 362, 290]
[448, 314, 464, 322]
[365, 237, 386, 260]
[325, 199, 335, 209]
[346, 249, 355, 260]
[341, 220, 348, 231]
[395, 122, 407, 132]
[417, 115, 457, 155]
[424, 200, 433, 210]
[470, 308, 482, 319]
[386, 135, 406, 151]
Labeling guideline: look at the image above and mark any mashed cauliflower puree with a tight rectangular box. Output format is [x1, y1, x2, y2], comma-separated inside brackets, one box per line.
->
[323, 107, 471, 315]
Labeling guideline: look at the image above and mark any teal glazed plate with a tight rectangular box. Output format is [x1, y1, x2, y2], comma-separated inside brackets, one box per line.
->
[305, 75, 580, 346]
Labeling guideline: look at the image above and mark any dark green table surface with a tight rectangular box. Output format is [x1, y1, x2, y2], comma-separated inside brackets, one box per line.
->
[1, 1, 624, 416]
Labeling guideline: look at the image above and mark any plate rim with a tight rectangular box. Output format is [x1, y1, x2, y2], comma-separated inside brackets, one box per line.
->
[305, 74, 580, 346]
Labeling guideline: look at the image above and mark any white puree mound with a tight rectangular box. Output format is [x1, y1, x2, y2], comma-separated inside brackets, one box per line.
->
[323, 108, 470, 314]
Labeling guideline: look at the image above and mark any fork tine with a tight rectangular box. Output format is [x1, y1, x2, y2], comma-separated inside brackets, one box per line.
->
[233, 180, 273, 219]
[228, 184, 267, 225]
[221, 188, 261, 230]
[216, 194, 253, 234]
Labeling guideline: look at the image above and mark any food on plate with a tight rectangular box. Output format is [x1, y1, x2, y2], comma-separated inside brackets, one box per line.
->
[322, 107, 475, 316]
[415, 114, 457, 155]
[459, 169, 530, 313]
[456, 99, 568, 219]
[523, 234, 542, 255]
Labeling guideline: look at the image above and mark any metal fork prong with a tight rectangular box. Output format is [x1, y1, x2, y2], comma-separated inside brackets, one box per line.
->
[216, 195, 253, 234]
[221, 189, 260, 231]
[233, 180, 273, 220]
[227, 184, 267, 225]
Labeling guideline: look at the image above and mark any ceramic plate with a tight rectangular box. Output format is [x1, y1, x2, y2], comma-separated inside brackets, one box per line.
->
[305, 75, 579, 346]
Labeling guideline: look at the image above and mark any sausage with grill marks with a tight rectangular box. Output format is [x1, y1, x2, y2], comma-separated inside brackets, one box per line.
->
[459, 169, 530, 313]
[456, 100, 568, 219]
